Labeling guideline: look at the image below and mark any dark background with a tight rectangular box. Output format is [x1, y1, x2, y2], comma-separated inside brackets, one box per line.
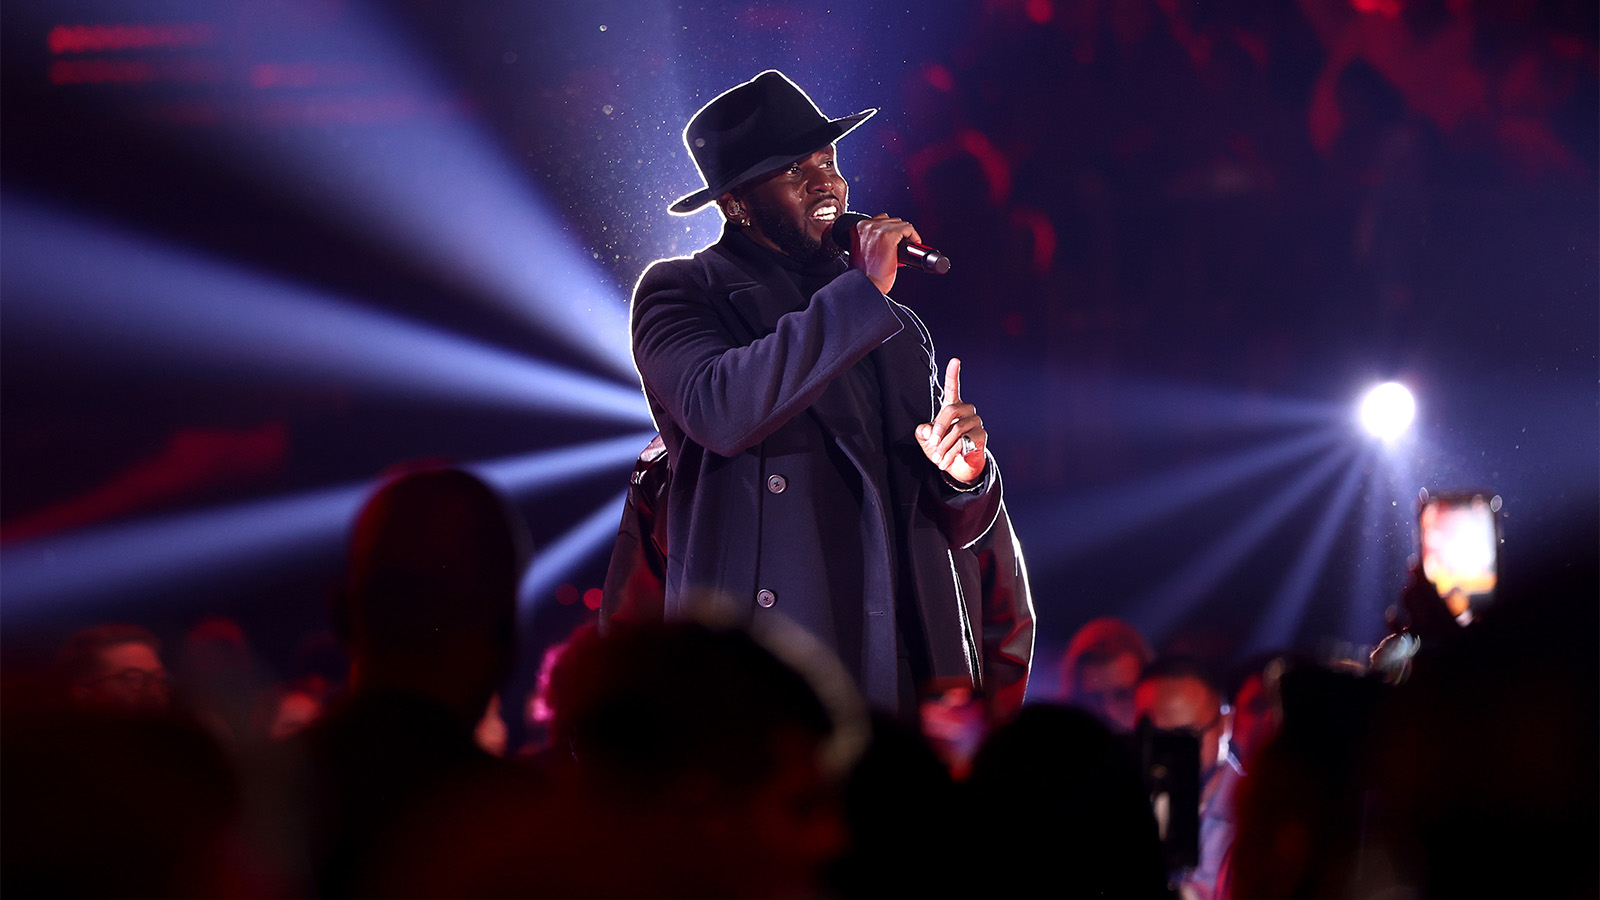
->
[4, 0, 1595, 715]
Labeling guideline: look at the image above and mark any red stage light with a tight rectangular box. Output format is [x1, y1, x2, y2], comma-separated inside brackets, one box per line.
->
[48, 22, 215, 55]
[1351, 0, 1401, 18]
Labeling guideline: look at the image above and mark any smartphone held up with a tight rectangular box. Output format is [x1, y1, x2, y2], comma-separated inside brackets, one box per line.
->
[1417, 488, 1502, 626]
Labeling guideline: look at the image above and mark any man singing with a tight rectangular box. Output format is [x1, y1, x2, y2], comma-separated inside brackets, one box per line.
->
[628, 70, 1027, 717]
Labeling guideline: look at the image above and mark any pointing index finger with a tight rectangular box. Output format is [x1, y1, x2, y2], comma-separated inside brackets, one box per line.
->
[942, 357, 961, 407]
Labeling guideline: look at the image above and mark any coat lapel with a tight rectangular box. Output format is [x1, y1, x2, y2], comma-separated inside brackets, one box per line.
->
[705, 244, 800, 344]
[873, 299, 941, 437]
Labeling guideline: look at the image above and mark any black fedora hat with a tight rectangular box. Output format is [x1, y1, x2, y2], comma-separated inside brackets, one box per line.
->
[669, 70, 876, 215]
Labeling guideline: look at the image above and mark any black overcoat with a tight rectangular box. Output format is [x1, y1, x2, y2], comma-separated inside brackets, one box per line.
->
[627, 227, 1029, 709]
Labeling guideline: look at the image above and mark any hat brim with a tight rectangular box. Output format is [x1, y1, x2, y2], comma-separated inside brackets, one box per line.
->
[669, 108, 877, 215]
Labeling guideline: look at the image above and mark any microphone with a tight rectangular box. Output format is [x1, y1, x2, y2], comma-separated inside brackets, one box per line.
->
[831, 211, 951, 275]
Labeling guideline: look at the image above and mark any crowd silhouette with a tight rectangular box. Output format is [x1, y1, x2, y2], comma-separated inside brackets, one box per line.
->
[5, 462, 1594, 899]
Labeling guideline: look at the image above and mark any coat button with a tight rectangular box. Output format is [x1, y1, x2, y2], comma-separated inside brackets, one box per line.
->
[766, 474, 787, 494]
[756, 589, 777, 608]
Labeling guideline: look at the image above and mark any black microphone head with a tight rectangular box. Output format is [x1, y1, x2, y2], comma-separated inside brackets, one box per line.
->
[829, 211, 871, 250]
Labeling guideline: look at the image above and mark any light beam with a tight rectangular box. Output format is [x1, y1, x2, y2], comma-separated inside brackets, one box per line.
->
[3, 198, 652, 425]
[1241, 448, 1371, 655]
[0, 435, 652, 617]
[1130, 443, 1358, 644]
[181, 2, 642, 378]
[1021, 425, 1346, 561]
[517, 490, 630, 614]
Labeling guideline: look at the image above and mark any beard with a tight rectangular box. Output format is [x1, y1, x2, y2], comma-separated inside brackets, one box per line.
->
[745, 196, 843, 266]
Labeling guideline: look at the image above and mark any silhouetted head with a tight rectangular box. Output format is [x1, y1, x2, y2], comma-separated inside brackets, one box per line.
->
[341, 467, 527, 724]
[548, 622, 847, 899]
[965, 704, 1169, 899]
[550, 622, 833, 790]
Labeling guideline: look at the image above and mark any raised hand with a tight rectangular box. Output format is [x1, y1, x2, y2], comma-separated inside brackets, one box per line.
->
[915, 357, 987, 484]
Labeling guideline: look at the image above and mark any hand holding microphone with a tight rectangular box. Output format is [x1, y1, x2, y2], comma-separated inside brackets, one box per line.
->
[831, 211, 951, 295]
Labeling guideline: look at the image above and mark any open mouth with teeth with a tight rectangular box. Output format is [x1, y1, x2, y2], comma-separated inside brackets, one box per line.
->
[810, 202, 840, 223]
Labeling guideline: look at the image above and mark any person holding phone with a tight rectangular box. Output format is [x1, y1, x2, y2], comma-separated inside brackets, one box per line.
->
[1135, 656, 1233, 898]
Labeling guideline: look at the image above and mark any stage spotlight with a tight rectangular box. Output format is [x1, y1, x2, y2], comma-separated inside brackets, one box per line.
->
[1358, 382, 1415, 442]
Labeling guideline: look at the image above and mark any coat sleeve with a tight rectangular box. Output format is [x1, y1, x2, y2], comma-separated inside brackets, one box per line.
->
[598, 436, 669, 632]
[631, 258, 904, 457]
[975, 502, 1035, 723]
[923, 452, 1003, 550]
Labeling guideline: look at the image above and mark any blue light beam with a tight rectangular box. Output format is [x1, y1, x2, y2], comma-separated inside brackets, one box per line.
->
[3, 199, 652, 425]
[1, 481, 369, 619]
[0, 436, 650, 616]
[254, 122, 641, 380]
[470, 430, 658, 498]
[1022, 425, 1346, 562]
[1345, 442, 1423, 640]
[1090, 377, 1346, 438]
[1241, 447, 1370, 656]
[517, 490, 630, 614]
[178, 2, 642, 379]
[1130, 442, 1358, 644]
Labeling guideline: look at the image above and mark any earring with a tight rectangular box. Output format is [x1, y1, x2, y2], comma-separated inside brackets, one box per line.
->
[729, 204, 748, 226]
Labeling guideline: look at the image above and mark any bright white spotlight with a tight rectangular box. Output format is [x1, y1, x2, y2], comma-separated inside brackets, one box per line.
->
[1358, 382, 1416, 441]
